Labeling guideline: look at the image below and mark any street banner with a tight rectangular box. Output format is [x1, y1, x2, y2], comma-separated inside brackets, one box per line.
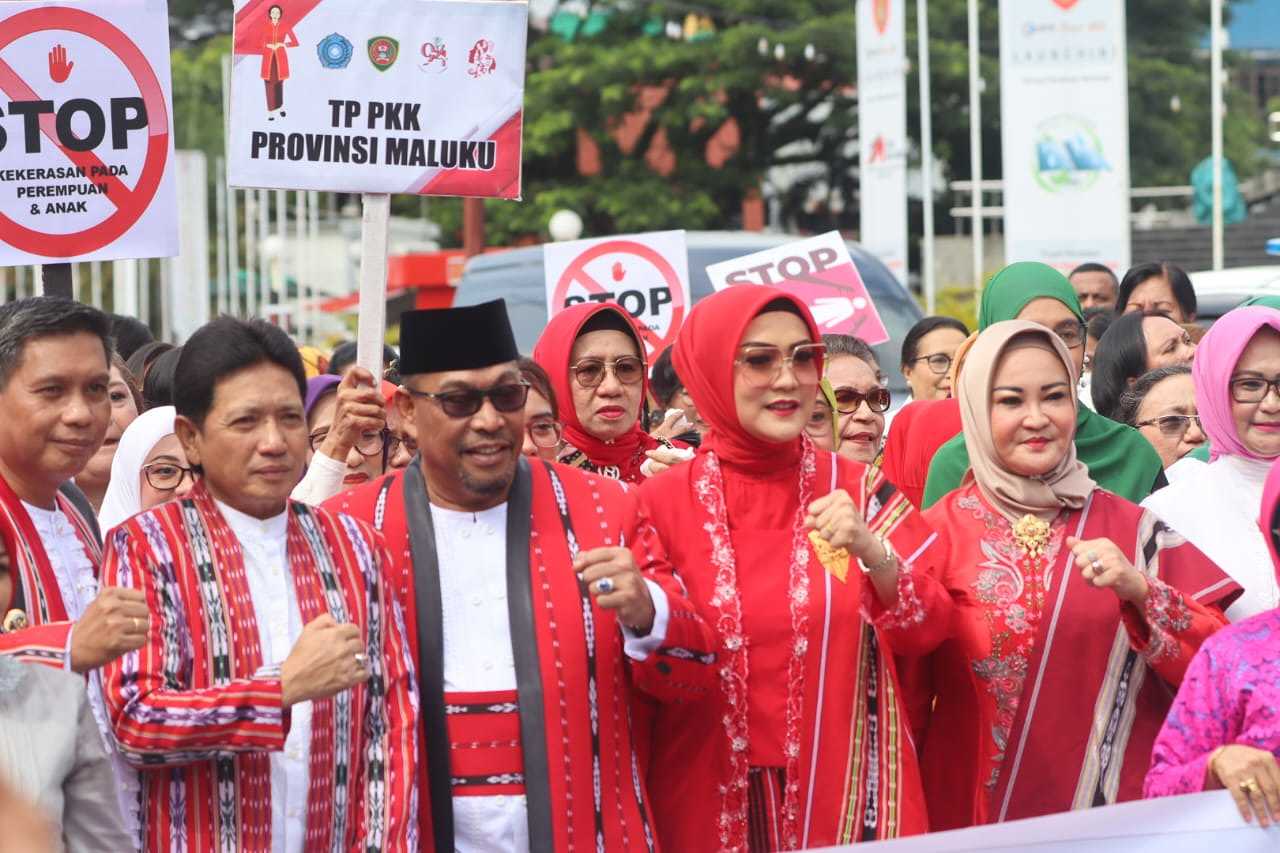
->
[544, 230, 690, 356]
[0, 0, 177, 266]
[228, 0, 528, 199]
[706, 231, 890, 345]
[999, 0, 1131, 275]
[821, 790, 1275, 851]
[855, 0, 908, 285]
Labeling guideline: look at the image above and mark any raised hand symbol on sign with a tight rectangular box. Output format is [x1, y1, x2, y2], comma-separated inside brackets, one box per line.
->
[611, 261, 626, 282]
[48, 44, 74, 83]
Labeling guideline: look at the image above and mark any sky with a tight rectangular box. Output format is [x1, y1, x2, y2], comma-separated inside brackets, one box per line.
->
[1229, 0, 1280, 52]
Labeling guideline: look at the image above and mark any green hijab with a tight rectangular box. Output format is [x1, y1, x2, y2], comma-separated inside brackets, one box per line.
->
[922, 262, 1165, 508]
[1240, 294, 1280, 311]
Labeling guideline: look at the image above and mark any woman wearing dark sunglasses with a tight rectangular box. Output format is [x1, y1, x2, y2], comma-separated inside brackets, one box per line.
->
[821, 334, 891, 465]
[533, 303, 686, 483]
[1114, 365, 1206, 472]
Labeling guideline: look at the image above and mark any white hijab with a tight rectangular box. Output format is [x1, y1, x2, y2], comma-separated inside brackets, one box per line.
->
[99, 406, 178, 533]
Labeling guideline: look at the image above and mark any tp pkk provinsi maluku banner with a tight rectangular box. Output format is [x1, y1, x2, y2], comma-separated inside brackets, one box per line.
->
[227, 0, 528, 199]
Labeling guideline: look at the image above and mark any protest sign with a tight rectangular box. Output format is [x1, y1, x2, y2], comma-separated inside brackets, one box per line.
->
[827, 790, 1275, 852]
[0, 0, 177, 266]
[228, 0, 528, 200]
[544, 230, 691, 356]
[706, 231, 890, 346]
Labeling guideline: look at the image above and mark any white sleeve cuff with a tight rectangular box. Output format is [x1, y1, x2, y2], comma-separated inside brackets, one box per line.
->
[290, 452, 349, 506]
[621, 579, 670, 661]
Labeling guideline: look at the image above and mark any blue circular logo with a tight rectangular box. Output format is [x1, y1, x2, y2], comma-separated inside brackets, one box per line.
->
[317, 33, 353, 69]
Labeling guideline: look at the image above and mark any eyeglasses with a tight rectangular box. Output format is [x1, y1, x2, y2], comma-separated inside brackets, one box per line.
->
[1051, 321, 1087, 349]
[907, 353, 953, 375]
[1135, 414, 1202, 438]
[405, 381, 530, 418]
[832, 386, 891, 414]
[308, 427, 387, 457]
[570, 356, 645, 389]
[734, 343, 825, 389]
[387, 432, 418, 459]
[143, 462, 195, 492]
[526, 418, 563, 449]
[806, 403, 834, 432]
[1230, 376, 1280, 404]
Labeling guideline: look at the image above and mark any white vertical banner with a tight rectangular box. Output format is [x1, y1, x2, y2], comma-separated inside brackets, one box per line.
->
[856, 0, 909, 286]
[999, 0, 1131, 274]
[172, 151, 210, 341]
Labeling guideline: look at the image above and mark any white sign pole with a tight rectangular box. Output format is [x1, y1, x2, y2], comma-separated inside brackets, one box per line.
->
[356, 193, 390, 380]
[967, 0, 983, 295]
[1211, 0, 1225, 271]
[917, 0, 936, 314]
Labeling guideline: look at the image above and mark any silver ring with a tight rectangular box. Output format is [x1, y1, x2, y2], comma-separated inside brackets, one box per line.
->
[596, 577, 615, 595]
[1090, 558, 1102, 573]
[354, 652, 367, 667]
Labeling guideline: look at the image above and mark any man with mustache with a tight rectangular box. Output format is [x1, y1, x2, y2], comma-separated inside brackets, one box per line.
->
[328, 299, 717, 852]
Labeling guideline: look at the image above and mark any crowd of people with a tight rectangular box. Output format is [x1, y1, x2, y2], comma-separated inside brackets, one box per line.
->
[0, 254, 1277, 852]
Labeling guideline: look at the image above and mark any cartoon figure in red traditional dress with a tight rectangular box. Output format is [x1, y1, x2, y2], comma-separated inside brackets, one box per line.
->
[260, 4, 299, 119]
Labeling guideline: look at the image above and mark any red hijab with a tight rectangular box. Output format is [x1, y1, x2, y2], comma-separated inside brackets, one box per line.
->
[533, 303, 659, 475]
[673, 286, 822, 476]
[880, 399, 963, 509]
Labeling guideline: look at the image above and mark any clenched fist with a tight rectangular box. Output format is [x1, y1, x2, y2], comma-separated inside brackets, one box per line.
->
[70, 586, 150, 673]
[281, 614, 368, 707]
[575, 547, 655, 635]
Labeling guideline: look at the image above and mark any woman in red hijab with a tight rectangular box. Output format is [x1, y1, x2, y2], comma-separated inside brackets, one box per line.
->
[533, 303, 686, 483]
[638, 286, 954, 850]
[880, 399, 964, 509]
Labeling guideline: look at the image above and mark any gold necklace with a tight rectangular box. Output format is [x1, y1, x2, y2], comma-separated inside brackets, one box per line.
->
[1012, 513, 1051, 559]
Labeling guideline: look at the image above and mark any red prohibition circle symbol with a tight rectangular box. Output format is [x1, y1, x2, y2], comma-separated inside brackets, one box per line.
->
[0, 7, 170, 258]
[552, 240, 687, 352]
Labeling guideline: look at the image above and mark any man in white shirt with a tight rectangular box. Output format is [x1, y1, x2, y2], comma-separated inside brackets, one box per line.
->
[0, 297, 150, 836]
[331, 299, 719, 852]
[100, 317, 418, 852]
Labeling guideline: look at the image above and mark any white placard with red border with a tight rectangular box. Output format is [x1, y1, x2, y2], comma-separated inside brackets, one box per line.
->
[0, 0, 177, 266]
[706, 231, 890, 345]
[543, 230, 691, 357]
[228, 0, 527, 200]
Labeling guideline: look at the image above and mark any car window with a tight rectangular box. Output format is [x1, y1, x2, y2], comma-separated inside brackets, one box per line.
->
[455, 240, 922, 402]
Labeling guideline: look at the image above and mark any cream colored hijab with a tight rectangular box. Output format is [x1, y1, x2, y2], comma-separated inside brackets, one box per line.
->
[957, 320, 1095, 522]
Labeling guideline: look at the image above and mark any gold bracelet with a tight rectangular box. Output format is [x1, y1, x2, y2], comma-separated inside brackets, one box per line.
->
[1206, 745, 1228, 785]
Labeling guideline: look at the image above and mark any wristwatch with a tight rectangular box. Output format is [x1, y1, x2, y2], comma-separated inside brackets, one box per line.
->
[858, 534, 897, 575]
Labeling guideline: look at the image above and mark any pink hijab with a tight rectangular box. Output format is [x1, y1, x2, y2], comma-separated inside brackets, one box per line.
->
[1193, 306, 1280, 462]
[1260, 458, 1280, 588]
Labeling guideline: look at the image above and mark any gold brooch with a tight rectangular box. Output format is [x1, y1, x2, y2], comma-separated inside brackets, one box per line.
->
[1012, 514, 1051, 559]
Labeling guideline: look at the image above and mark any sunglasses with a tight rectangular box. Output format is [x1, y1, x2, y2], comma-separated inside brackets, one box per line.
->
[570, 356, 645, 389]
[1135, 413, 1201, 438]
[831, 386, 891, 414]
[734, 343, 825, 389]
[405, 381, 530, 418]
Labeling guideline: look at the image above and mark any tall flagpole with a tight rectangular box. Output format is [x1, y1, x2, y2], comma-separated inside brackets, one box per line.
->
[917, 0, 936, 313]
[968, 0, 984, 295]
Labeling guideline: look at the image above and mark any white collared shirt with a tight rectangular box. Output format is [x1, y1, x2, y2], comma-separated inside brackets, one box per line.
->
[431, 502, 670, 852]
[215, 500, 309, 853]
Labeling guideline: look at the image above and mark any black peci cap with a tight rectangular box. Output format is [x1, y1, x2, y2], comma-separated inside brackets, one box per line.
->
[397, 299, 520, 376]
